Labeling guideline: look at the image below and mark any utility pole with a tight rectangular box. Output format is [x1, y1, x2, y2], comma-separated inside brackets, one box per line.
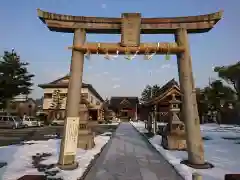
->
[151, 86, 157, 134]
[149, 70, 156, 134]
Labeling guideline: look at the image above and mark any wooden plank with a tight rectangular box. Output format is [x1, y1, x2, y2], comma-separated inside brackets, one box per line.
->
[141, 21, 215, 30]
[38, 9, 222, 24]
[121, 13, 141, 47]
[76, 42, 179, 48]
[225, 174, 240, 180]
[68, 42, 185, 55]
[45, 20, 215, 34]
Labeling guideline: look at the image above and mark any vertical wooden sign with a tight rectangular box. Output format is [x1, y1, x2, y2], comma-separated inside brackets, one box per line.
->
[121, 13, 141, 47]
[63, 117, 80, 156]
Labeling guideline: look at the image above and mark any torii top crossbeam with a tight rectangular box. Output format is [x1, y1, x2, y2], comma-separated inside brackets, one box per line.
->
[37, 9, 223, 34]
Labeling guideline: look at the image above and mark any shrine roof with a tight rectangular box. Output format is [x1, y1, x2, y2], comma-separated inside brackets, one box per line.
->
[109, 97, 139, 110]
[38, 75, 104, 102]
[144, 79, 181, 106]
[37, 9, 223, 33]
[158, 79, 179, 95]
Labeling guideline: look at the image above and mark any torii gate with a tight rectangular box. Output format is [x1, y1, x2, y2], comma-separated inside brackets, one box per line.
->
[37, 9, 223, 169]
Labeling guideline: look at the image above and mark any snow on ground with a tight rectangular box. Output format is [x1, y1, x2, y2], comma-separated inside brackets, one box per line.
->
[131, 121, 240, 180]
[0, 133, 111, 180]
[98, 122, 120, 126]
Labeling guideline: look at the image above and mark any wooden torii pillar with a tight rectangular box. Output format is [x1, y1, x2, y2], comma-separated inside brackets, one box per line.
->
[37, 9, 223, 169]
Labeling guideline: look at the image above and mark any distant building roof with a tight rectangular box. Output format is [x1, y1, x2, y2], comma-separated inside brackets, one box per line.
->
[109, 96, 139, 110]
[38, 74, 104, 102]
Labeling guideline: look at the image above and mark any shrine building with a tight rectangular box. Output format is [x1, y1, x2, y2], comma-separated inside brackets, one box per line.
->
[108, 97, 139, 121]
[140, 79, 181, 122]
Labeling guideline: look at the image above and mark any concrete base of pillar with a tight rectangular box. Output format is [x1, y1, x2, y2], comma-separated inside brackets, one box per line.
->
[77, 133, 95, 150]
[162, 134, 187, 150]
[192, 173, 202, 180]
[180, 160, 214, 169]
[57, 161, 78, 170]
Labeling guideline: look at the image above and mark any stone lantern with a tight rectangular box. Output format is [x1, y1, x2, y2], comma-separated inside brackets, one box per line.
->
[161, 93, 186, 150]
[77, 104, 95, 149]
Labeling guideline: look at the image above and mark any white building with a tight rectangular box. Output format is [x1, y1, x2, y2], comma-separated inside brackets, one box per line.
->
[38, 75, 104, 121]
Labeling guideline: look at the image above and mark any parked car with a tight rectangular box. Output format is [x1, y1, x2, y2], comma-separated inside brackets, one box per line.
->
[0, 116, 23, 129]
[51, 119, 64, 126]
[21, 116, 42, 128]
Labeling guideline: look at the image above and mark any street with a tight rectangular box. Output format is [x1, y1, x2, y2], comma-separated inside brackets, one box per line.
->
[0, 124, 118, 147]
[0, 126, 63, 146]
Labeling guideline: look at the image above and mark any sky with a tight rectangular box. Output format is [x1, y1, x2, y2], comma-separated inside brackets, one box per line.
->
[0, 0, 239, 100]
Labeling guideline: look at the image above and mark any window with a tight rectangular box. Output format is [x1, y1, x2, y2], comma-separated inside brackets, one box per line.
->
[44, 93, 52, 98]
[90, 96, 94, 103]
[60, 93, 67, 98]
[96, 101, 100, 105]
[81, 93, 88, 99]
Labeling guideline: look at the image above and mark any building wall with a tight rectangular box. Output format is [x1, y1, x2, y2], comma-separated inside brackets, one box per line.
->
[87, 90, 102, 108]
[42, 87, 102, 110]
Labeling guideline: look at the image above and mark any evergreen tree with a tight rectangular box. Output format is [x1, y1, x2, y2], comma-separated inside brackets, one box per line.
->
[203, 79, 236, 110]
[0, 49, 34, 109]
[202, 79, 236, 124]
[214, 61, 240, 100]
[141, 84, 161, 103]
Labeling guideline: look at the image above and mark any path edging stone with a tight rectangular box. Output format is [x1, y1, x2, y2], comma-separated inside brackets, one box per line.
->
[130, 122, 185, 180]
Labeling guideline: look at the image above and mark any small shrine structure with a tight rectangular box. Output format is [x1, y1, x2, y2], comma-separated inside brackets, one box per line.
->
[141, 79, 181, 123]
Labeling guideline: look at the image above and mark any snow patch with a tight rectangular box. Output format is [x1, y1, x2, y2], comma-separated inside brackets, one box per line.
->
[0, 135, 110, 180]
[131, 121, 240, 180]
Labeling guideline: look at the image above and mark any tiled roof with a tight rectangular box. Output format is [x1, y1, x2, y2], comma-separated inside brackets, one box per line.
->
[144, 79, 180, 106]
[38, 74, 104, 102]
[158, 78, 179, 95]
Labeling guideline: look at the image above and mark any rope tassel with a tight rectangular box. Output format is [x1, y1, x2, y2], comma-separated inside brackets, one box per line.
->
[165, 44, 171, 61]
[165, 54, 170, 60]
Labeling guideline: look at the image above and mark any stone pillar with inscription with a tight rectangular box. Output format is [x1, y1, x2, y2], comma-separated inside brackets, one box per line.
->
[175, 28, 208, 167]
[78, 104, 95, 149]
[58, 29, 86, 170]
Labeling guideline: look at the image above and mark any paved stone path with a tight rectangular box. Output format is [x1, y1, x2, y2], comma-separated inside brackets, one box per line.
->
[84, 122, 183, 180]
